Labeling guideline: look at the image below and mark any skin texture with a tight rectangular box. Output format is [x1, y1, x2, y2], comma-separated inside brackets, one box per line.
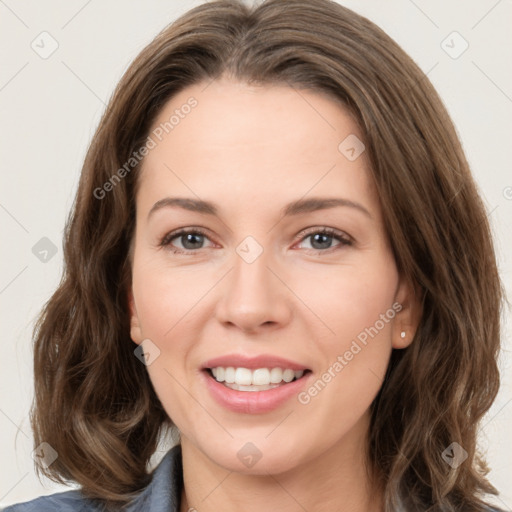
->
[129, 77, 419, 512]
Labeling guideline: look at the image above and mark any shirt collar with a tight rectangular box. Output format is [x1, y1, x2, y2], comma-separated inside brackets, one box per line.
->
[125, 443, 183, 512]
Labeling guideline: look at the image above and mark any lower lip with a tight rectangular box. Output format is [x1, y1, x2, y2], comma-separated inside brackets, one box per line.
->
[202, 370, 312, 414]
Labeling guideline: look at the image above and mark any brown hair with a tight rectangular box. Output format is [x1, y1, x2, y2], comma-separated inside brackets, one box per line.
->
[30, 0, 504, 510]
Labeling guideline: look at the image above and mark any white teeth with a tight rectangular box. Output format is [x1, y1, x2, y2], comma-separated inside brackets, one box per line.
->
[224, 382, 281, 392]
[209, 366, 305, 387]
[270, 367, 283, 384]
[235, 368, 252, 386]
[253, 368, 270, 386]
[225, 367, 235, 383]
[283, 369, 295, 383]
[214, 367, 224, 381]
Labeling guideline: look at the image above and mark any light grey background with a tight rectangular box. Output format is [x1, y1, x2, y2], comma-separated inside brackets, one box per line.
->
[1, 0, 511, 508]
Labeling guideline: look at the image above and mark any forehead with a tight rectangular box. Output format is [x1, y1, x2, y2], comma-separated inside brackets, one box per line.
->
[137, 78, 377, 218]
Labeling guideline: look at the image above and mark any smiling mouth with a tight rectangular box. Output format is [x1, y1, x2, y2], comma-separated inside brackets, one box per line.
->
[204, 367, 312, 392]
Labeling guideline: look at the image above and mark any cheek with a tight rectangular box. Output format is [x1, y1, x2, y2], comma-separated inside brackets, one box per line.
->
[131, 256, 210, 339]
[131, 260, 202, 429]
[294, 287, 395, 444]
[293, 254, 399, 342]
[295, 252, 398, 400]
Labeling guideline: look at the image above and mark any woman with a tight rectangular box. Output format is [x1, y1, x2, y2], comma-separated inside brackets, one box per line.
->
[5, 0, 505, 510]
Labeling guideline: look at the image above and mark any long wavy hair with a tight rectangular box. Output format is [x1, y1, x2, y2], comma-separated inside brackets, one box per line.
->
[30, 0, 504, 510]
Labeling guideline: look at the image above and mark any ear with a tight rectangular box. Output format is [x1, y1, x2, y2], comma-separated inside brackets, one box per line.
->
[392, 277, 422, 349]
[128, 289, 144, 345]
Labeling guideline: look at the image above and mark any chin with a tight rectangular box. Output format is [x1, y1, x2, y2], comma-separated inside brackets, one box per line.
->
[197, 436, 308, 476]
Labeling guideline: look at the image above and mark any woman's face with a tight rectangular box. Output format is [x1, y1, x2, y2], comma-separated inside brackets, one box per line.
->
[129, 77, 414, 474]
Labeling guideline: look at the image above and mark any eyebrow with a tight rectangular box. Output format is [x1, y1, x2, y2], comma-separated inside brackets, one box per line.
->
[147, 196, 372, 220]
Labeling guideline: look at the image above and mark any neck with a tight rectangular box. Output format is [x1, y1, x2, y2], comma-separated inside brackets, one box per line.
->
[179, 415, 383, 512]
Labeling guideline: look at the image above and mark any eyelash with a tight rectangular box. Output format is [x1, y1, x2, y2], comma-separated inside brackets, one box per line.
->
[159, 227, 353, 255]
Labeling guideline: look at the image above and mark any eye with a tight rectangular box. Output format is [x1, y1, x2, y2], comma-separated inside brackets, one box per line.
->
[295, 227, 353, 253]
[159, 227, 214, 254]
[159, 226, 352, 255]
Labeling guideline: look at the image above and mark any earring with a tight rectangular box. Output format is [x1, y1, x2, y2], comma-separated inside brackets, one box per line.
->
[400, 331, 406, 339]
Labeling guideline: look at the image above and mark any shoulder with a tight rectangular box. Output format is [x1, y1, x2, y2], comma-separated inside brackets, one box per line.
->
[2, 489, 96, 511]
[3, 444, 183, 512]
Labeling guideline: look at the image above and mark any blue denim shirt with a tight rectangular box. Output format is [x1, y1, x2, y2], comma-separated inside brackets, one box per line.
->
[3, 444, 183, 512]
[3, 444, 503, 512]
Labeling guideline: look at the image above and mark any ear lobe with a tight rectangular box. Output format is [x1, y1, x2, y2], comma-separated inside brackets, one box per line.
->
[393, 326, 414, 349]
[392, 278, 422, 349]
[128, 290, 143, 345]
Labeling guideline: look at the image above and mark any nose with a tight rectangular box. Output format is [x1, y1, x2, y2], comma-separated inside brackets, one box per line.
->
[214, 247, 292, 334]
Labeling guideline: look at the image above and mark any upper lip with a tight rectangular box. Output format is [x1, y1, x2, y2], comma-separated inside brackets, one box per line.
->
[202, 354, 310, 371]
